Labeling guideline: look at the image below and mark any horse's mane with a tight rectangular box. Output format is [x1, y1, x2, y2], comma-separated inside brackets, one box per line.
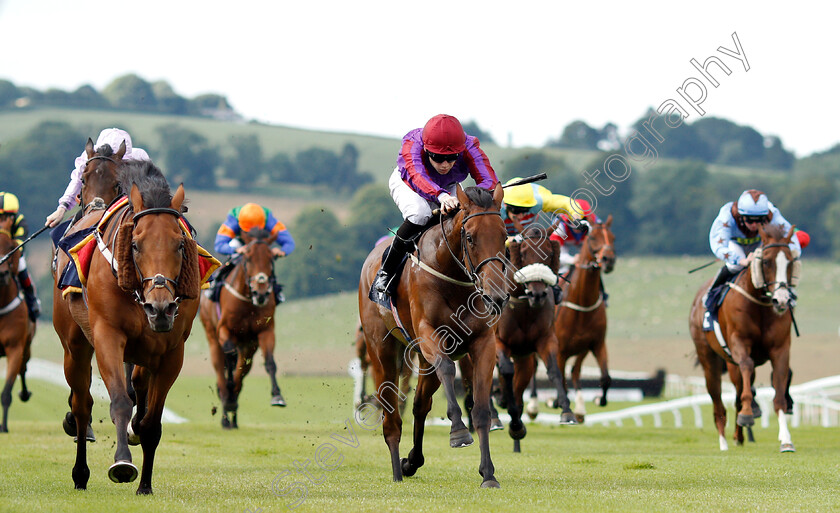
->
[763, 223, 787, 241]
[95, 144, 114, 158]
[118, 161, 172, 209]
[463, 186, 494, 209]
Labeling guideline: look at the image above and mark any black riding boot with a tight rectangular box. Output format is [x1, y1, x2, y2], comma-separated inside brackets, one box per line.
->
[703, 265, 737, 317]
[373, 219, 424, 295]
[18, 270, 40, 321]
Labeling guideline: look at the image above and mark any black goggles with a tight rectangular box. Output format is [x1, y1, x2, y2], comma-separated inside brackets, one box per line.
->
[507, 205, 530, 215]
[743, 215, 768, 224]
[427, 151, 460, 163]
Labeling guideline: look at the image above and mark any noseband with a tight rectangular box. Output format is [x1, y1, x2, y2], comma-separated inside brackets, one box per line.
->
[131, 207, 184, 303]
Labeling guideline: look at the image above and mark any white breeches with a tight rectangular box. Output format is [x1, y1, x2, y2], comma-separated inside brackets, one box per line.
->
[389, 168, 455, 225]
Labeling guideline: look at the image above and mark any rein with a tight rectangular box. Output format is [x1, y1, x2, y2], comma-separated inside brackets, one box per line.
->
[438, 210, 506, 290]
[577, 224, 611, 269]
[223, 240, 273, 304]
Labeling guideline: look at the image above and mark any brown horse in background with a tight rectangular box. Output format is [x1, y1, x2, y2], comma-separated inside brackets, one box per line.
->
[0, 216, 35, 433]
[359, 184, 509, 488]
[52, 138, 126, 443]
[689, 223, 798, 452]
[496, 222, 576, 452]
[199, 228, 284, 429]
[60, 161, 203, 494]
[554, 215, 615, 422]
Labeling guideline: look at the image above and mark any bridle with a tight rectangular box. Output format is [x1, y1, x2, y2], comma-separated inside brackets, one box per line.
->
[577, 223, 613, 270]
[438, 209, 507, 294]
[749, 242, 794, 300]
[130, 207, 185, 304]
[81, 155, 121, 213]
[226, 239, 273, 303]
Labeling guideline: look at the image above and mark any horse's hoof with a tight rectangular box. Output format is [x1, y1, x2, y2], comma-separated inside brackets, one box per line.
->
[271, 395, 286, 407]
[525, 398, 539, 420]
[736, 414, 754, 427]
[480, 479, 501, 488]
[0, 425, 7, 433]
[574, 413, 585, 424]
[400, 458, 417, 477]
[508, 424, 527, 441]
[489, 417, 504, 431]
[108, 461, 139, 483]
[136, 487, 153, 495]
[450, 428, 474, 448]
[62, 412, 76, 437]
[19, 390, 32, 402]
[598, 396, 607, 407]
[221, 416, 232, 430]
[84, 424, 96, 443]
[559, 412, 578, 425]
[780, 443, 796, 453]
[127, 422, 141, 446]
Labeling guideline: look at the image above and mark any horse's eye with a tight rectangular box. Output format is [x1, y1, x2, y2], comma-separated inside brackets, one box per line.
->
[131, 242, 139, 252]
[466, 233, 474, 244]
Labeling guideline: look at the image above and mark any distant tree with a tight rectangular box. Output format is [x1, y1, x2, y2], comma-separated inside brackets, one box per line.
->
[294, 147, 338, 185]
[102, 74, 158, 111]
[188, 94, 234, 116]
[40, 88, 72, 107]
[548, 120, 601, 150]
[276, 206, 356, 297]
[761, 136, 795, 170]
[462, 120, 496, 145]
[631, 109, 714, 161]
[630, 161, 717, 254]
[223, 134, 263, 185]
[347, 184, 402, 252]
[265, 152, 296, 182]
[0, 121, 84, 223]
[69, 84, 109, 109]
[152, 80, 188, 115]
[0, 79, 20, 108]
[821, 201, 840, 259]
[775, 175, 837, 256]
[156, 123, 221, 190]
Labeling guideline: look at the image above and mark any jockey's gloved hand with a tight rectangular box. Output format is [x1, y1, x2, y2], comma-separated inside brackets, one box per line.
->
[577, 219, 591, 234]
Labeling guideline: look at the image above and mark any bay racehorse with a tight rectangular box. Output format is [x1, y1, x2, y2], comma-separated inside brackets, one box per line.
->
[689, 223, 798, 452]
[0, 215, 35, 432]
[52, 138, 126, 443]
[496, 221, 576, 452]
[60, 161, 206, 493]
[352, 319, 413, 415]
[199, 227, 285, 428]
[359, 184, 510, 488]
[554, 215, 615, 422]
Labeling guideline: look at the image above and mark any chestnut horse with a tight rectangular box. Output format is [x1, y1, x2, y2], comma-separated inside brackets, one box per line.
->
[554, 215, 615, 422]
[359, 184, 509, 488]
[496, 222, 576, 452]
[60, 161, 204, 494]
[0, 216, 35, 432]
[52, 138, 126, 443]
[199, 228, 285, 429]
[689, 223, 799, 452]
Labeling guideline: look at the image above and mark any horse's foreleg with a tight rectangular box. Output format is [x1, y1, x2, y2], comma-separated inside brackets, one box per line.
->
[94, 334, 137, 484]
[0, 347, 22, 433]
[228, 350, 256, 429]
[402, 358, 439, 478]
[730, 349, 756, 429]
[258, 330, 285, 407]
[592, 341, 611, 407]
[128, 365, 149, 446]
[510, 356, 535, 451]
[62, 343, 95, 488]
[135, 346, 184, 495]
[434, 356, 472, 448]
[770, 347, 795, 452]
[470, 337, 500, 488]
[726, 362, 746, 446]
[497, 350, 521, 442]
[542, 338, 576, 425]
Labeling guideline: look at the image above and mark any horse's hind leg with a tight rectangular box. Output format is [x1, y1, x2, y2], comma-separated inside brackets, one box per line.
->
[0, 346, 23, 433]
[510, 356, 536, 452]
[367, 334, 404, 481]
[401, 357, 440, 478]
[497, 351, 523, 447]
[542, 338, 576, 425]
[770, 349, 795, 452]
[128, 365, 150, 446]
[19, 340, 32, 402]
[592, 342, 611, 407]
[259, 330, 286, 407]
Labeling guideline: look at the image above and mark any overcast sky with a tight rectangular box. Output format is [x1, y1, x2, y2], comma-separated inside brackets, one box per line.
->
[0, 1, 836, 157]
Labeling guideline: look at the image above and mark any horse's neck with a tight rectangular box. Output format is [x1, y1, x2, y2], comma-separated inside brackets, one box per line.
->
[568, 263, 601, 302]
[227, 260, 250, 294]
[420, 219, 467, 279]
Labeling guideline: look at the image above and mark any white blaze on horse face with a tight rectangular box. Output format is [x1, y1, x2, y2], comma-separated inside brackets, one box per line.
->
[772, 251, 791, 311]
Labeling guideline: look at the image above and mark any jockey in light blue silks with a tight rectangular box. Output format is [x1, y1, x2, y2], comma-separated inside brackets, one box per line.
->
[703, 189, 801, 323]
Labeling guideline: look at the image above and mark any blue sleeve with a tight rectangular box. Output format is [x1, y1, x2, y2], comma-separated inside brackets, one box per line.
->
[275, 230, 295, 255]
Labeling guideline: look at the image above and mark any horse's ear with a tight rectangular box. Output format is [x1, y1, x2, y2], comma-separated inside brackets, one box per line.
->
[171, 184, 185, 213]
[550, 240, 561, 274]
[492, 182, 504, 210]
[605, 214, 613, 229]
[116, 140, 127, 160]
[130, 184, 143, 213]
[785, 224, 796, 242]
[176, 238, 201, 300]
[455, 183, 469, 208]
[85, 138, 95, 159]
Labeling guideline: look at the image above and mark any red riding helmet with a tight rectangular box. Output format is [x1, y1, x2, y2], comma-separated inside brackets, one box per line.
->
[422, 114, 466, 154]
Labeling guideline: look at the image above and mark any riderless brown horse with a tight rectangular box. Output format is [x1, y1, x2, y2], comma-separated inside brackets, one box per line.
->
[496, 221, 576, 452]
[52, 138, 126, 443]
[0, 216, 35, 433]
[359, 184, 509, 488]
[199, 227, 285, 428]
[689, 223, 798, 452]
[554, 215, 615, 423]
[60, 161, 204, 494]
